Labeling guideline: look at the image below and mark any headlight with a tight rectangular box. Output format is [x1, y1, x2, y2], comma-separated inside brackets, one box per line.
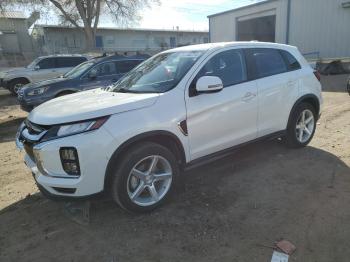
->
[42, 116, 109, 141]
[27, 86, 49, 96]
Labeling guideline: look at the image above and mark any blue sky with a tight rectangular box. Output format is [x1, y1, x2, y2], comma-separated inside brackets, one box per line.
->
[36, 0, 263, 31]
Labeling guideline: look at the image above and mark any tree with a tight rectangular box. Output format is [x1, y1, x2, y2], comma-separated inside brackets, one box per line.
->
[1, 0, 157, 51]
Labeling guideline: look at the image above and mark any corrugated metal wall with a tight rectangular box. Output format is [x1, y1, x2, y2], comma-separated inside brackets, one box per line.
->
[209, 0, 350, 59]
[289, 0, 350, 58]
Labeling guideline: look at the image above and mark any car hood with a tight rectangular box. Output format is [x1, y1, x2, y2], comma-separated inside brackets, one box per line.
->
[23, 77, 68, 90]
[28, 89, 159, 125]
[0, 67, 30, 78]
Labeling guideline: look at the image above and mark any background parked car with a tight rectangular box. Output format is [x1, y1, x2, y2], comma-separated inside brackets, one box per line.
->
[17, 55, 147, 112]
[0, 54, 89, 95]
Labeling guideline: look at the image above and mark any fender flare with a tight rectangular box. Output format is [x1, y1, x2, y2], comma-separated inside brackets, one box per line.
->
[104, 130, 186, 190]
[287, 94, 320, 128]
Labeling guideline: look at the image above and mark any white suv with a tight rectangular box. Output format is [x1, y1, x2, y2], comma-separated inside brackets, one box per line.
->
[16, 42, 323, 213]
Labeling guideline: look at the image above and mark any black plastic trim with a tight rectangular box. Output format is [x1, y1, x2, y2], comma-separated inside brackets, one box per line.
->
[185, 130, 285, 170]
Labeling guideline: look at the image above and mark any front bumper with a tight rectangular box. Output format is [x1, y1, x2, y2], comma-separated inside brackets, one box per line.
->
[0, 78, 9, 89]
[17, 90, 48, 112]
[16, 122, 117, 199]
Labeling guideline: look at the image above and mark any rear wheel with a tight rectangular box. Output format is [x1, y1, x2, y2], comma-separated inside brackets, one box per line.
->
[285, 103, 317, 148]
[8, 79, 29, 95]
[109, 142, 179, 213]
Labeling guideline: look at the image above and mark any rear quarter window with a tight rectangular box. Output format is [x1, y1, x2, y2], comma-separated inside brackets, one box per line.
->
[280, 50, 301, 71]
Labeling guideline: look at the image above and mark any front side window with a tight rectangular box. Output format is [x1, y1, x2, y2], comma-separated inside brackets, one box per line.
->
[93, 62, 118, 76]
[63, 61, 95, 79]
[111, 51, 204, 93]
[195, 49, 247, 87]
[251, 48, 287, 78]
[37, 58, 55, 69]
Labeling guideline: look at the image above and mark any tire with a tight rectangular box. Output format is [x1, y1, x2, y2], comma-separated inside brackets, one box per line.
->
[109, 142, 179, 213]
[8, 79, 29, 95]
[285, 102, 317, 148]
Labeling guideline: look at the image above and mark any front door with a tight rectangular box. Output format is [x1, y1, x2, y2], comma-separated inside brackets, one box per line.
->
[80, 61, 119, 90]
[185, 48, 258, 160]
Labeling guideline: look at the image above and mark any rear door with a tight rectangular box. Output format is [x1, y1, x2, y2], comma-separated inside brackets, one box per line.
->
[245, 48, 300, 137]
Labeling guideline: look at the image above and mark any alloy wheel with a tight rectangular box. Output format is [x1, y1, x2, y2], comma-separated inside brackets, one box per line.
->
[13, 83, 24, 94]
[127, 155, 173, 207]
[295, 109, 315, 143]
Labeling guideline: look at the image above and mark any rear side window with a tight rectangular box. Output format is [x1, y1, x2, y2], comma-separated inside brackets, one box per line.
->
[250, 48, 287, 78]
[280, 50, 301, 71]
[196, 49, 247, 87]
[37, 58, 55, 69]
[56, 57, 87, 68]
[115, 60, 142, 74]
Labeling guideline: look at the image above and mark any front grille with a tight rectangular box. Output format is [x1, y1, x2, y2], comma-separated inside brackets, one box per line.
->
[25, 119, 48, 135]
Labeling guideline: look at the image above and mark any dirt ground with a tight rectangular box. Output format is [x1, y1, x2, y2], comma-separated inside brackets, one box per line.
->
[0, 75, 350, 262]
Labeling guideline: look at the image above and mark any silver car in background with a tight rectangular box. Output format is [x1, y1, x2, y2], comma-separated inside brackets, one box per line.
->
[0, 54, 89, 94]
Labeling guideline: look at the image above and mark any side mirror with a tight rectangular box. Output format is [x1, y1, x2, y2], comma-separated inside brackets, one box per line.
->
[34, 65, 40, 71]
[88, 69, 97, 79]
[196, 76, 223, 93]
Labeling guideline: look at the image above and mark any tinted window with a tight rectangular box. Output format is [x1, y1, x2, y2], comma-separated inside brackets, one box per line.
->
[37, 58, 55, 69]
[196, 49, 247, 87]
[93, 62, 117, 76]
[115, 60, 142, 74]
[281, 50, 301, 71]
[56, 57, 87, 68]
[251, 48, 287, 78]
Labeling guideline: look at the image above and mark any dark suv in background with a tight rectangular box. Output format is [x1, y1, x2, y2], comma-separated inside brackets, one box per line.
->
[18, 55, 147, 112]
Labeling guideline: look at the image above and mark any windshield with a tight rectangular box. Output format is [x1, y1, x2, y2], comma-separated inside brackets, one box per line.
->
[62, 61, 95, 78]
[111, 51, 204, 93]
[26, 58, 41, 68]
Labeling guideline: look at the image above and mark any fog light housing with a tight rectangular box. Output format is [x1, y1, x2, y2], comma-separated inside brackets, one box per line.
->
[59, 147, 80, 176]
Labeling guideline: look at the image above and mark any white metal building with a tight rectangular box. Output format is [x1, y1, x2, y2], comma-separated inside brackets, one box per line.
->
[208, 0, 350, 59]
[32, 25, 209, 55]
[0, 11, 38, 55]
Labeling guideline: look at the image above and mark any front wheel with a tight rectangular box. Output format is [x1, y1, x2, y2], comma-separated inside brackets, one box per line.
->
[285, 102, 317, 148]
[109, 142, 179, 213]
[8, 79, 29, 95]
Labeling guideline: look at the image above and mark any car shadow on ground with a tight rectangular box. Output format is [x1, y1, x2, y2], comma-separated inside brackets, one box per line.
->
[0, 88, 18, 107]
[320, 74, 349, 92]
[0, 117, 25, 142]
[1, 140, 350, 261]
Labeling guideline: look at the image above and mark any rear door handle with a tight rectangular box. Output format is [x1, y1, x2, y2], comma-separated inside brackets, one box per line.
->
[242, 92, 256, 102]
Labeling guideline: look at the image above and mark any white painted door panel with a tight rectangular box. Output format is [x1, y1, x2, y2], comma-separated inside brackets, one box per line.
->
[257, 71, 298, 137]
[186, 81, 258, 160]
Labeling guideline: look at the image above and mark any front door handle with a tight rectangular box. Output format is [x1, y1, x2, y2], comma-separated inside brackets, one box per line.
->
[242, 92, 256, 102]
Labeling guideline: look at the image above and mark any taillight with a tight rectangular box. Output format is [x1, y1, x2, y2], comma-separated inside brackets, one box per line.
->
[313, 71, 321, 82]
